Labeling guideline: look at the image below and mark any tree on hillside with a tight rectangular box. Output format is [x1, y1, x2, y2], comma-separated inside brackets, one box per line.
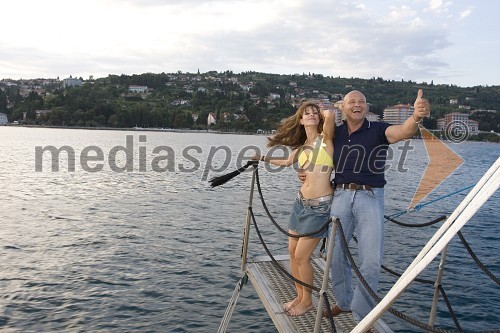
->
[0, 89, 7, 113]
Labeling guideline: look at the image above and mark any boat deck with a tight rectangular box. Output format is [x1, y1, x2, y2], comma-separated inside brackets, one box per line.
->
[224, 158, 500, 333]
[245, 254, 386, 333]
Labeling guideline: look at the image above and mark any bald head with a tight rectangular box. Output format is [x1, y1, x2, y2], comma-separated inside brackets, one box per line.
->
[341, 90, 367, 125]
[343, 90, 366, 103]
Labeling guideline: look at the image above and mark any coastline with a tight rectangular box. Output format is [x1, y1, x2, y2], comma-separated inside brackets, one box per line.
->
[2, 124, 268, 136]
[2, 124, 497, 142]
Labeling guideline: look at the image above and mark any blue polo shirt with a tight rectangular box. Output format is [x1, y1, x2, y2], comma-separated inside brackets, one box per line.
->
[333, 119, 392, 187]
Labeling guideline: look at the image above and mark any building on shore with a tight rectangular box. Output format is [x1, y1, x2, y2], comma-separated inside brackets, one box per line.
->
[383, 104, 413, 125]
[128, 85, 148, 93]
[63, 77, 83, 88]
[437, 112, 479, 135]
[365, 111, 380, 122]
[317, 99, 342, 125]
[0, 113, 8, 124]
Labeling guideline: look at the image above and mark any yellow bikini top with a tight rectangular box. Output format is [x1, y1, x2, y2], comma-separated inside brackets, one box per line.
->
[298, 135, 334, 168]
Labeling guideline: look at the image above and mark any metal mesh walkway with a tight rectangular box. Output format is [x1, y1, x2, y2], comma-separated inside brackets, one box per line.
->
[245, 254, 366, 333]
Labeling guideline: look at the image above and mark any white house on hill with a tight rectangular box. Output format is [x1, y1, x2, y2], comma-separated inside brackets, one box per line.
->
[128, 85, 148, 93]
[207, 113, 217, 126]
[63, 77, 82, 88]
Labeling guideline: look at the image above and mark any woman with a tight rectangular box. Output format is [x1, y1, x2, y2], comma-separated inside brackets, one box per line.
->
[253, 100, 334, 316]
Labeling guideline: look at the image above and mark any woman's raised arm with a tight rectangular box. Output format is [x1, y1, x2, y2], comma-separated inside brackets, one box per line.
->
[321, 109, 335, 143]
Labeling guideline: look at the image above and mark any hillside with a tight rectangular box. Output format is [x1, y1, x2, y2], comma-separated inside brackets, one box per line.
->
[1, 71, 499, 141]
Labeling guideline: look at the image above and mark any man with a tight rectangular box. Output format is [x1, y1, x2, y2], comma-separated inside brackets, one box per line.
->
[302, 89, 430, 322]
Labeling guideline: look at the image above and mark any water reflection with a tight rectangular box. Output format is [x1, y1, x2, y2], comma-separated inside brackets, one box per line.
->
[0, 127, 498, 332]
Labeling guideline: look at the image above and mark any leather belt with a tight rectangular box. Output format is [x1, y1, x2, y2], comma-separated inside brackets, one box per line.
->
[336, 183, 376, 191]
[298, 191, 333, 206]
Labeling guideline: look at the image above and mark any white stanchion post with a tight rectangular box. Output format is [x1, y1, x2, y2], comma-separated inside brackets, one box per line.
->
[314, 219, 338, 333]
[352, 160, 499, 333]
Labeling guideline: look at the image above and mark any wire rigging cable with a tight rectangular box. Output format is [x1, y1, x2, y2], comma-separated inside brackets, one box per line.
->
[210, 162, 498, 332]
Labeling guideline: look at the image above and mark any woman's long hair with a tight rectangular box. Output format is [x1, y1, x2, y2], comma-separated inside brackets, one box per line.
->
[267, 101, 323, 149]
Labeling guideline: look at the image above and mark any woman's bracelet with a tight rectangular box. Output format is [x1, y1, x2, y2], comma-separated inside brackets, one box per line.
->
[413, 115, 423, 124]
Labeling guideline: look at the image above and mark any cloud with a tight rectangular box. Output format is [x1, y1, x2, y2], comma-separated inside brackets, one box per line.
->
[1, 0, 496, 86]
[459, 8, 472, 19]
[112, 0, 212, 6]
[93, 0, 454, 82]
[244, 0, 455, 82]
[428, 0, 444, 12]
[426, 0, 451, 12]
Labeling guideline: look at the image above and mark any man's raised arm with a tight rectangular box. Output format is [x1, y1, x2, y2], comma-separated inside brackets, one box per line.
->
[386, 89, 430, 144]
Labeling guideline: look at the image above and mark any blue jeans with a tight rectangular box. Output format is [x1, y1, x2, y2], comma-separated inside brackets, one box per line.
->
[329, 187, 385, 322]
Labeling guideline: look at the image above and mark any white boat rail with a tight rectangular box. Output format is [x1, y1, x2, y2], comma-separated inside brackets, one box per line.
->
[352, 157, 500, 332]
[217, 157, 499, 332]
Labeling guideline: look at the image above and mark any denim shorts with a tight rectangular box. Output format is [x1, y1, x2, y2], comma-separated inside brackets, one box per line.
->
[288, 197, 331, 238]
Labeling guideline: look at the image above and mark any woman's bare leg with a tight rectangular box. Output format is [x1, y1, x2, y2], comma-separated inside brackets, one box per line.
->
[287, 236, 321, 316]
[284, 232, 302, 311]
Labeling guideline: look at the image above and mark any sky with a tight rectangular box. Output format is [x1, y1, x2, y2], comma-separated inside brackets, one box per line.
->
[1, 0, 499, 87]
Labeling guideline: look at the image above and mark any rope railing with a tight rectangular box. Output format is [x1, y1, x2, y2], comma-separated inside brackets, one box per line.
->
[253, 167, 456, 331]
[352, 235, 462, 330]
[334, 219, 464, 333]
[457, 231, 500, 285]
[250, 166, 498, 332]
[378, 263, 463, 330]
[249, 206, 337, 332]
[385, 215, 499, 286]
[253, 167, 342, 331]
[438, 285, 462, 332]
[382, 215, 499, 329]
[255, 168, 331, 238]
[385, 214, 447, 227]
[249, 206, 323, 292]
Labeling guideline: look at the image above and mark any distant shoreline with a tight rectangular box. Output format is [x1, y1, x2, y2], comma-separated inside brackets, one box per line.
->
[3, 124, 497, 142]
[1, 124, 270, 136]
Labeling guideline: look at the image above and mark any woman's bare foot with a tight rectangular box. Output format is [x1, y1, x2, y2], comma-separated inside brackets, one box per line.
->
[283, 297, 301, 312]
[287, 301, 313, 316]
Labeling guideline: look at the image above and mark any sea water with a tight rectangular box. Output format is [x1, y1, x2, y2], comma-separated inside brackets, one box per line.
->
[0, 127, 498, 332]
